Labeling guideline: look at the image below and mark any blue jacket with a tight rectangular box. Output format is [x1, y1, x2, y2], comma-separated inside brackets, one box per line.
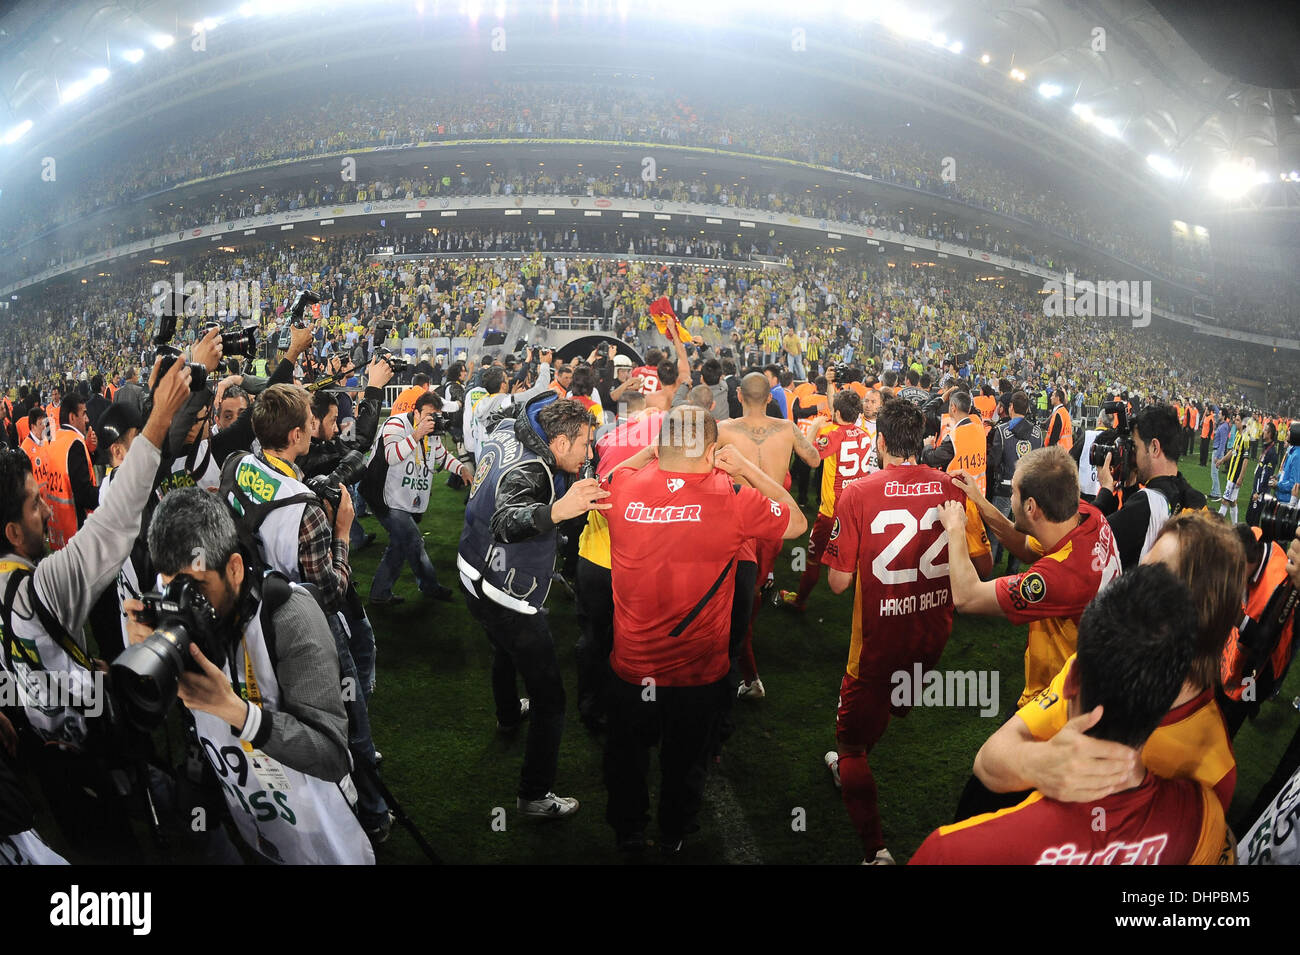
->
[1278, 446, 1300, 503]
[1213, 422, 1231, 457]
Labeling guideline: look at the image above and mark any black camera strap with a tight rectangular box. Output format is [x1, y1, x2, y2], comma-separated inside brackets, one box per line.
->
[668, 558, 735, 639]
[0, 565, 95, 673]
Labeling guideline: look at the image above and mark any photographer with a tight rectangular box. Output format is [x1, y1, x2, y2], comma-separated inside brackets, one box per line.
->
[223, 383, 394, 843]
[124, 489, 374, 864]
[1277, 423, 1300, 503]
[0, 357, 189, 858]
[364, 391, 472, 605]
[464, 349, 553, 460]
[457, 395, 607, 819]
[1094, 403, 1207, 569]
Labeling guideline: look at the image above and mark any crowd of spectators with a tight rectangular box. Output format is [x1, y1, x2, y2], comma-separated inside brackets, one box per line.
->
[3, 229, 1295, 426]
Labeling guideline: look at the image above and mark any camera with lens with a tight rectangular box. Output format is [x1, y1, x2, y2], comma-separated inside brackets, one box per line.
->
[149, 303, 210, 394]
[305, 449, 367, 511]
[920, 394, 946, 440]
[275, 288, 322, 349]
[1089, 400, 1134, 485]
[202, 320, 258, 358]
[376, 346, 410, 375]
[1256, 495, 1300, 545]
[110, 575, 225, 731]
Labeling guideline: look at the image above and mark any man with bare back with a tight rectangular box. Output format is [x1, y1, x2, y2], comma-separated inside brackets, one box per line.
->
[718, 373, 820, 700]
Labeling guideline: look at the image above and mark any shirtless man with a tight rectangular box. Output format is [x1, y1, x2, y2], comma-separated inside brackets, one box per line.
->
[717, 373, 820, 700]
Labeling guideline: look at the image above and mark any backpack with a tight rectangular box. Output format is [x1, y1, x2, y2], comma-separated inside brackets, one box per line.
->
[218, 452, 322, 582]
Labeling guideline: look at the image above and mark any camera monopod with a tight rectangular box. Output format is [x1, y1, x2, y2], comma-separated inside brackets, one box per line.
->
[363, 763, 442, 864]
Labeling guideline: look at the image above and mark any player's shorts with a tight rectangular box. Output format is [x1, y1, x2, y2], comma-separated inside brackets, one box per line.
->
[1223, 480, 1241, 503]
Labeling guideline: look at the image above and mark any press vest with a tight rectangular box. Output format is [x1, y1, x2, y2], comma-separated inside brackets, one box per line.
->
[226, 453, 311, 582]
[949, 416, 988, 495]
[1078, 429, 1103, 496]
[457, 419, 561, 615]
[190, 595, 374, 865]
[157, 439, 221, 498]
[1048, 405, 1073, 451]
[380, 414, 444, 514]
[44, 427, 95, 551]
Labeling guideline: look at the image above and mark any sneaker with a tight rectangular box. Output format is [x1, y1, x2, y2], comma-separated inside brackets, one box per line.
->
[420, 584, 455, 602]
[761, 573, 776, 593]
[517, 792, 580, 818]
[736, 678, 765, 701]
[369, 593, 405, 607]
[864, 848, 896, 865]
[497, 698, 531, 731]
[373, 750, 383, 767]
[824, 750, 841, 789]
[776, 589, 805, 611]
[364, 811, 395, 845]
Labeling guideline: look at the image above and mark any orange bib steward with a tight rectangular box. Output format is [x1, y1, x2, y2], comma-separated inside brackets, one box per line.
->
[43, 426, 96, 550]
[1047, 405, 1073, 450]
[948, 416, 988, 495]
[796, 391, 830, 440]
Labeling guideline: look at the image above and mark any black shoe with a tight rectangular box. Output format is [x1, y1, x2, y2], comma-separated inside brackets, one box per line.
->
[369, 593, 406, 607]
[581, 712, 608, 734]
[617, 831, 647, 855]
[660, 837, 685, 856]
[364, 811, 395, 846]
[421, 584, 455, 602]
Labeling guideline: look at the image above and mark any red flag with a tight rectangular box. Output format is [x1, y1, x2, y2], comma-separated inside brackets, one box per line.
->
[649, 297, 691, 343]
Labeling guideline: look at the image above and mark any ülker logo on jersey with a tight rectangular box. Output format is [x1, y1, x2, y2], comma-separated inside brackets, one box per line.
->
[666, 478, 684, 493]
[1036, 835, 1168, 865]
[624, 501, 702, 523]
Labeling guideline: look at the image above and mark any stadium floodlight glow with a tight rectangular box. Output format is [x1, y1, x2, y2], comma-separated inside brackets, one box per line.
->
[1037, 82, 1062, 99]
[1145, 153, 1179, 179]
[1193, 225, 1209, 238]
[2, 119, 33, 145]
[947, 40, 963, 54]
[1009, 68, 1026, 82]
[200, 17, 220, 31]
[1070, 103, 1092, 120]
[878, 3, 932, 40]
[150, 33, 174, 49]
[980, 53, 990, 64]
[59, 68, 111, 105]
[1209, 160, 1261, 199]
[123, 47, 145, 63]
[929, 31, 946, 47]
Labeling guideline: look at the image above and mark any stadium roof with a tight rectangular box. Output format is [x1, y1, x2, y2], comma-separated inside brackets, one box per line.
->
[0, 0, 1297, 211]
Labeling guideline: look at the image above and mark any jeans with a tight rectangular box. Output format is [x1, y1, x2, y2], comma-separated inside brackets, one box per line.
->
[786, 352, 806, 379]
[466, 591, 566, 800]
[990, 494, 1020, 574]
[1210, 458, 1222, 498]
[575, 558, 614, 723]
[327, 613, 388, 828]
[341, 593, 377, 698]
[371, 507, 441, 598]
[603, 675, 730, 842]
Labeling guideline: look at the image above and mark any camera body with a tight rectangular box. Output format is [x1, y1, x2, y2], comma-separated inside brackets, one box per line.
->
[111, 575, 226, 731]
[1090, 400, 1134, 486]
[275, 288, 322, 349]
[150, 344, 209, 393]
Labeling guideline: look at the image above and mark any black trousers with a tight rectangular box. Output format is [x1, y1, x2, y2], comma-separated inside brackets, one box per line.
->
[603, 675, 730, 842]
[465, 591, 566, 801]
[575, 558, 614, 723]
[1200, 434, 1211, 467]
[791, 458, 813, 505]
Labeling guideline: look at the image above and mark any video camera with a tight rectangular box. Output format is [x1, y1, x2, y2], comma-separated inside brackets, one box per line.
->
[275, 288, 322, 350]
[920, 394, 946, 440]
[150, 300, 209, 393]
[110, 575, 226, 731]
[1089, 400, 1134, 486]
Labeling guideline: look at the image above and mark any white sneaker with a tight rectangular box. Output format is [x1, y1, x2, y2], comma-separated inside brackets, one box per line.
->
[517, 792, 580, 818]
[864, 848, 896, 865]
[736, 678, 766, 701]
[824, 750, 841, 789]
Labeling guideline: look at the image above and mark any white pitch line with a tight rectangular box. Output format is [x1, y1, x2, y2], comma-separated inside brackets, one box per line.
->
[706, 769, 764, 865]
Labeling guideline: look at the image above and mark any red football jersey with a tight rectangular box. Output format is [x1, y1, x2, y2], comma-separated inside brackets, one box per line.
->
[632, 365, 661, 394]
[821, 463, 989, 680]
[606, 465, 789, 686]
[909, 773, 1228, 865]
[594, 411, 663, 480]
[813, 421, 872, 518]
